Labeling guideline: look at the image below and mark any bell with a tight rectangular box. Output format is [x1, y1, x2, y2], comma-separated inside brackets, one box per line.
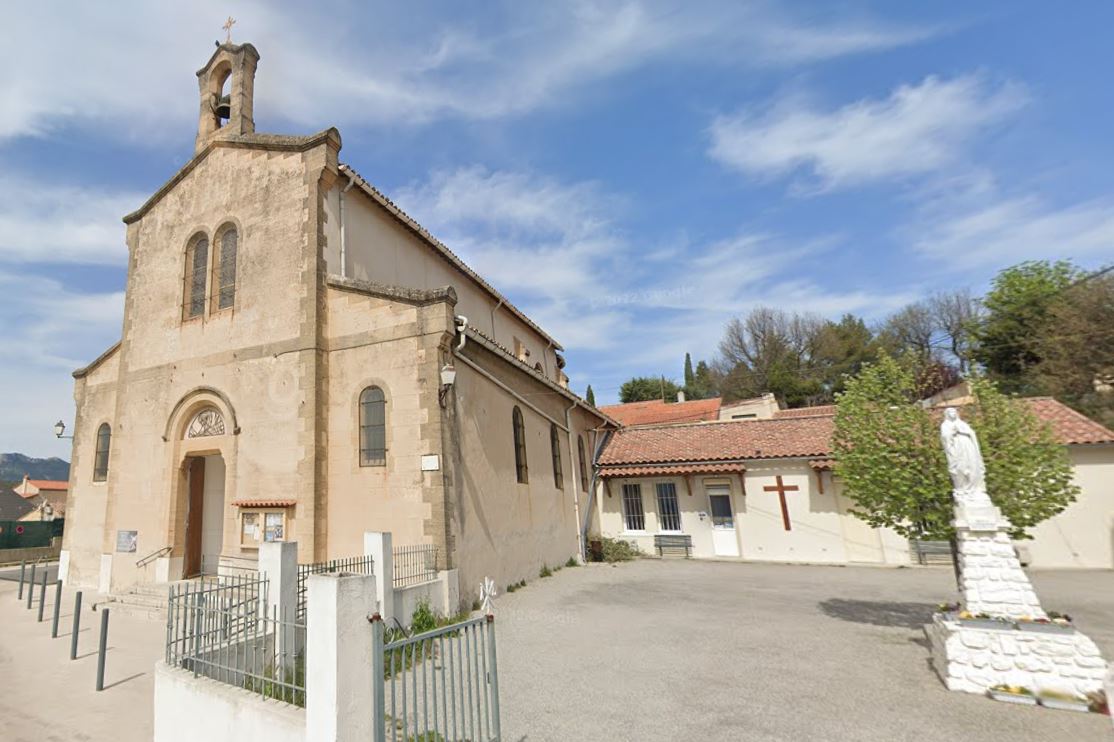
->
[215, 94, 231, 120]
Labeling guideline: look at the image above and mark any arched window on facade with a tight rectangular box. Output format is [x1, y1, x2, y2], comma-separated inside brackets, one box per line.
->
[550, 423, 563, 489]
[184, 234, 209, 319]
[214, 226, 238, 311]
[512, 406, 528, 484]
[578, 434, 589, 491]
[93, 423, 111, 482]
[359, 386, 386, 466]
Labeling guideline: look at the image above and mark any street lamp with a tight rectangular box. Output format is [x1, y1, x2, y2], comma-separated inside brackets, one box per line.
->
[438, 364, 457, 408]
[54, 420, 73, 439]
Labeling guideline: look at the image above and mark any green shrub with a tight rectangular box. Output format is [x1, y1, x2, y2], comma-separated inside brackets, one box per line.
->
[410, 599, 437, 635]
[565, 556, 579, 568]
[539, 564, 552, 578]
[599, 537, 641, 563]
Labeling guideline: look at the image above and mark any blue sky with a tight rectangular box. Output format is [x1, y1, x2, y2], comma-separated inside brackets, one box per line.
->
[3, 1, 1113, 457]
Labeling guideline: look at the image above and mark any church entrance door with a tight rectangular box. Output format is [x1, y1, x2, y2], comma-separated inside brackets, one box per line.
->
[183, 454, 227, 577]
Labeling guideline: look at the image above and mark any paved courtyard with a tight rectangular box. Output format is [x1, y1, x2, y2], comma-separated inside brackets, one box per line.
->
[496, 559, 1113, 741]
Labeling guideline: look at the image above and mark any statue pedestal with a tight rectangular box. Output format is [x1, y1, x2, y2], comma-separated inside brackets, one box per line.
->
[927, 502, 1108, 700]
[954, 504, 1045, 619]
[926, 615, 1108, 697]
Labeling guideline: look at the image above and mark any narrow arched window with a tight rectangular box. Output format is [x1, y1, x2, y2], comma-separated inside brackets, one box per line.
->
[550, 423, 563, 489]
[183, 235, 209, 319]
[578, 435, 589, 491]
[214, 226, 238, 311]
[359, 387, 386, 466]
[93, 423, 111, 482]
[512, 406, 528, 484]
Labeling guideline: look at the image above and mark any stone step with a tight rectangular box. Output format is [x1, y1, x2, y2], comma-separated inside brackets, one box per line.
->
[100, 601, 166, 621]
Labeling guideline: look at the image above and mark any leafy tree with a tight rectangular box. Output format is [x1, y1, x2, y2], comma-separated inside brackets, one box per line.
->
[692, 360, 717, 399]
[1033, 272, 1114, 428]
[833, 356, 1078, 568]
[716, 307, 825, 406]
[972, 260, 1082, 393]
[683, 353, 695, 389]
[619, 376, 681, 403]
[585, 385, 596, 407]
[812, 314, 878, 398]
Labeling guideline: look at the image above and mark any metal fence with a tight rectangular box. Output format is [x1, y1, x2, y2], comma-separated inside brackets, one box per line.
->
[392, 544, 439, 588]
[372, 615, 501, 742]
[296, 555, 375, 621]
[165, 574, 307, 707]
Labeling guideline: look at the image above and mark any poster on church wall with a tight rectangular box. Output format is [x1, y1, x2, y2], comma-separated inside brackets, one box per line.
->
[116, 530, 138, 553]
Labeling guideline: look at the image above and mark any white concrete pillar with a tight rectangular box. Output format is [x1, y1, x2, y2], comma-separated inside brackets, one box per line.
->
[363, 532, 394, 625]
[258, 540, 297, 621]
[306, 572, 378, 742]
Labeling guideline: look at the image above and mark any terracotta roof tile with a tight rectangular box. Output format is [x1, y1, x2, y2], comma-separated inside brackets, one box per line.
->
[600, 463, 746, 478]
[232, 499, 297, 508]
[25, 480, 68, 491]
[599, 416, 834, 465]
[774, 405, 837, 419]
[599, 396, 1112, 466]
[599, 398, 722, 426]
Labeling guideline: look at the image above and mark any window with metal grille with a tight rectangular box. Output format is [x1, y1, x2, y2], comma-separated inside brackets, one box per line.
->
[512, 406, 528, 483]
[93, 423, 111, 482]
[621, 483, 645, 531]
[656, 482, 681, 531]
[550, 423, 563, 489]
[359, 386, 386, 466]
[577, 435, 589, 491]
[184, 235, 208, 319]
[215, 227, 237, 311]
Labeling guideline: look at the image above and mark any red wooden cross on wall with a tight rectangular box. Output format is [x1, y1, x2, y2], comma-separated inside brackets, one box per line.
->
[763, 475, 800, 531]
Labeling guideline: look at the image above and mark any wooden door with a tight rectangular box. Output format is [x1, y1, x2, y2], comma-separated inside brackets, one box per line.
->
[184, 457, 206, 577]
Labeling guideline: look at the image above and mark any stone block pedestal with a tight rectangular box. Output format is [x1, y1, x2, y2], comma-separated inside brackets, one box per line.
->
[927, 615, 1107, 697]
[955, 504, 1044, 619]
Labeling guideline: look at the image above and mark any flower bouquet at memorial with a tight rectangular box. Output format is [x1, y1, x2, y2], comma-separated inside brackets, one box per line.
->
[988, 684, 1037, 706]
[1015, 611, 1075, 635]
[956, 610, 1013, 630]
[1036, 689, 1091, 713]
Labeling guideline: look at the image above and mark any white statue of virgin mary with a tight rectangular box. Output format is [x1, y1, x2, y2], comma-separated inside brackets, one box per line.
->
[940, 407, 991, 506]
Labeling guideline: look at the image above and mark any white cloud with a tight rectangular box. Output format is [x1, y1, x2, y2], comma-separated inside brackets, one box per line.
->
[0, 2, 935, 142]
[0, 269, 123, 457]
[912, 194, 1114, 270]
[708, 75, 1026, 191]
[0, 176, 141, 264]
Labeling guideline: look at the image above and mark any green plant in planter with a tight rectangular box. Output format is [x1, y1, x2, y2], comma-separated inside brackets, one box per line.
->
[990, 684, 1033, 696]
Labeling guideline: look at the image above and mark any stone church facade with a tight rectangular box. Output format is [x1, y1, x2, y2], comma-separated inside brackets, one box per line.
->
[61, 42, 612, 602]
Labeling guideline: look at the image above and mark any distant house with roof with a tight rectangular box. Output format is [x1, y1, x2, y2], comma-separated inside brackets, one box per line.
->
[592, 394, 1114, 568]
[13, 475, 68, 520]
[599, 393, 780, 427]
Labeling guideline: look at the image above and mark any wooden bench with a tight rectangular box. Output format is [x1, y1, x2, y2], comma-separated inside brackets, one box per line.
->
[654, 534, 693, 558]
[910, 540, 953, 565]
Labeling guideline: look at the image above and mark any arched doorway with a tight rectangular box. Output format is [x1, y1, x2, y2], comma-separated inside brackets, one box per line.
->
[183, 453, 226, 577]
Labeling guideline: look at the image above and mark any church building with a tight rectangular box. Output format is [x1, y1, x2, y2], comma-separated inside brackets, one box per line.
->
[61, 41, 613, 601]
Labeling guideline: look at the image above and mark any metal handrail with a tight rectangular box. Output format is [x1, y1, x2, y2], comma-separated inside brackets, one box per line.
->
[136, 545, 172, 568]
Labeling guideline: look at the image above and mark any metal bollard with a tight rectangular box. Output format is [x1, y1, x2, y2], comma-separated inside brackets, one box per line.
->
[95, 608, 110, 691]
[51, 580, 63, 638]
[37, 569, 48, 622]
[70, 591, 82, 660]
[26, 562, 36, 609]
[17, 560, 25, 600]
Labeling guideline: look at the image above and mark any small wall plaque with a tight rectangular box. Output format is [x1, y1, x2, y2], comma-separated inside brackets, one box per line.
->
[421, 454, 440, 472]
[116, 530, 138, 553]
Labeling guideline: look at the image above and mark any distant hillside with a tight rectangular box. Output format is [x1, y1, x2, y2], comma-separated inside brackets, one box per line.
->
[0, 453, 70, 482]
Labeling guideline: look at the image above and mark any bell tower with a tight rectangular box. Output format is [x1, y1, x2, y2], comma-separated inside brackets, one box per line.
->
[195, 41, 260, 153]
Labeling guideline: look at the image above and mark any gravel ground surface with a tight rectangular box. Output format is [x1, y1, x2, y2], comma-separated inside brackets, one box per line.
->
[495, 559, 1113, 742]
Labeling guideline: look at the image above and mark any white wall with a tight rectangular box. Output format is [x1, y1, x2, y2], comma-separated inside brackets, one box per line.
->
[393, 570, 461, 626]
[1024, 445, 1114, 568]
[154, 662, 304, 742]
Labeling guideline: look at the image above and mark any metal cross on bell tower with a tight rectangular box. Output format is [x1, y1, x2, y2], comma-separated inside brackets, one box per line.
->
[222, 16, 237, 44]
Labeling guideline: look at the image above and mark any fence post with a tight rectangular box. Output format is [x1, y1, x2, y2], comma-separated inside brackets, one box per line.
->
[363, 531, 394, 624]
[306, 572, 378, 742]
[17, 560, 25, 600]
[371, 614, 386, 742]
[259, 540, 298, 668]
[486, 615, 502, 740]
[71, 591, 82, 659]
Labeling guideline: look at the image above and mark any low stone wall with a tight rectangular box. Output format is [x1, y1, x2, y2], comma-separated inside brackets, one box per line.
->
[154, 662, 304, 742]
[393, 569, 460, 626]
[927, 615, 1107, 697]
[0, 543, 61, 566]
